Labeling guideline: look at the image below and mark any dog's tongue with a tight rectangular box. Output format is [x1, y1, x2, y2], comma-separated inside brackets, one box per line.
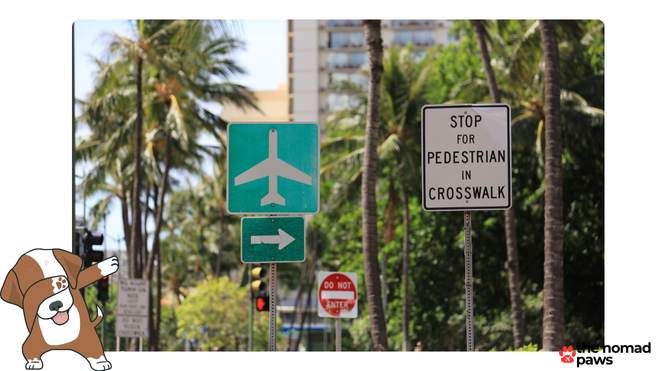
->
[53, 311, 69, 325]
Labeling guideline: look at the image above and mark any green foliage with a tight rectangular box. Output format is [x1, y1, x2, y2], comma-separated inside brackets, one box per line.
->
[175, 276, 284, 351]
[316, 19, 603, 351]
[84, 282, 119, 351]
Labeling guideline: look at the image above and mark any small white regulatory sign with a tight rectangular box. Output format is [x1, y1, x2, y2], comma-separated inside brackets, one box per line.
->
[116, 278, 149, 338]
[422, 104, 512, 211]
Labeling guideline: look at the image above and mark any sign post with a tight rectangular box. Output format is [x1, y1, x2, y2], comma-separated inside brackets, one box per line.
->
[317, 272, 358, 351]
[422, 104, 511, 351]
[228, 122, 319, 351]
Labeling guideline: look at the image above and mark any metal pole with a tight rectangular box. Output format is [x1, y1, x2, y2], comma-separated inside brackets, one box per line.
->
[102, 215, 106, 349]
[335, 318, 341, 351]
[249, 263, 253, 351]
[269, 262, 277, 351]
[116, 337, 119, 351]
[139, 337, 143, 352]
[323, 317, 327, 351]
[381, 250, 387, 323]
[464, 211, 474, 351]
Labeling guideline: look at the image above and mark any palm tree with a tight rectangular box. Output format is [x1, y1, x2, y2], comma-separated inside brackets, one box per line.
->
[322, 45, 431, 351]
[360, 19, 388, 351]
[77, 19, 257, 351]
[539, 19, 564, 352]
[470, 19, 525, 350]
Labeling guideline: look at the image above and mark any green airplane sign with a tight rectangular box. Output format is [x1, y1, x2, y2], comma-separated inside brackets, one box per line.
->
[241, 216, 306, 263]
[227, 122, 319, 214]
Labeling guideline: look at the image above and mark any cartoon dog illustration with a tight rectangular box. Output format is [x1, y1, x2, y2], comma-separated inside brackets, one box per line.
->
[1, 248, 118, 370]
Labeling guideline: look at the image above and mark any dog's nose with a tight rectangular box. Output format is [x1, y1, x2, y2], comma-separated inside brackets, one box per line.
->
[49, 301, 63, 312]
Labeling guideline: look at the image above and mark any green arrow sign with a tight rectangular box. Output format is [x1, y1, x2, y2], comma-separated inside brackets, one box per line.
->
[227, 122, 319, 214]
[241, 217, 306, 263]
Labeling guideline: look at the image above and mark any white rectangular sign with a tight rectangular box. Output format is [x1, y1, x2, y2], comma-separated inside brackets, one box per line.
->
[116, 278, 149, 338]
[116, 278, 149, 316]
[115, 315, 149, 338]
[422, 104, 512, 211]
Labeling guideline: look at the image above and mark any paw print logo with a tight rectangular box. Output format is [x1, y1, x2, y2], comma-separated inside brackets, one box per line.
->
[51, 277, 68, 293]
[559, 345, 576, 363]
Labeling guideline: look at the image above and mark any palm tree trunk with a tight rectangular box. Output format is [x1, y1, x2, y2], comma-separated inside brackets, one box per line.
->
[471, 20, 501, 103]
[539, 20, 564, 351]
[145, 130, 172, 282]
[400, 175, 411, 351]
[471, 19, 525, 349]
[127, 54, 144, 353]
[155, 247, 162, 350]
[130, 55, 144, 280]
[141, 180, 150, 278]
[146, 130, 172, 351]
[120, 186, 131, 252]
[361, 19, 388, 352]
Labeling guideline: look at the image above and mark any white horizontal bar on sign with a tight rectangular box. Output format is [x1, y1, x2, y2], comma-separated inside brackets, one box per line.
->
[321, 291, 355, 300]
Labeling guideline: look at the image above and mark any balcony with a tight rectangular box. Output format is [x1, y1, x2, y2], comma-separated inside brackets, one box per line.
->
[327, 20, 362, 28]
[391, 40, 435, 48]
[325, 63, 366, 71]
[392, 20, 434, 28]
[327, 42, 365, 50]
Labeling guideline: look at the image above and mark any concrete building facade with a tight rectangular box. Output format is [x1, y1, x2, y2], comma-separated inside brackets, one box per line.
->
[288, 19, 456, 126]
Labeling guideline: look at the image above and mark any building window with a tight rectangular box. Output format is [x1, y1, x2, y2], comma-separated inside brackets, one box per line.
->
[329, 32, 349, 48]
[350, 52, 367, 69]
[393, 30, 434, 47]
[329, 72, 368, 91]
[328, 52, 349, 69]
[447, 30, 461, 44]
[393, 30, 412, 46]
[328, 93, 362, 111]
[350, 73, 369, 90]
[329, 31, 365, 48]
[328, 52, 367, 69]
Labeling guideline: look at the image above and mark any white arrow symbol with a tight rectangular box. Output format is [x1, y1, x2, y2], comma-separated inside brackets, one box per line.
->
[250, 229, 296, 250]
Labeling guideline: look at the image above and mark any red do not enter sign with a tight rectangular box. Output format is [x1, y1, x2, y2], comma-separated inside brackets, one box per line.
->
[318, 272, 358, 318]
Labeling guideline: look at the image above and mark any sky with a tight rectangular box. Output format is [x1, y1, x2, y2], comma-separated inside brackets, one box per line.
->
[74, 20, 288, 251]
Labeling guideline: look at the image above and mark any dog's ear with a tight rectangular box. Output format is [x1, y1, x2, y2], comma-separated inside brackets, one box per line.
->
[52, 249, 82, 289]
[1, 270, 23, 308]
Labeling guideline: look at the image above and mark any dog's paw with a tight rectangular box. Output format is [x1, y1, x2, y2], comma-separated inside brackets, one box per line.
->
[88, 356, 112, 370]
[25, 359, 43, 370]
[98, 257, 119, 276]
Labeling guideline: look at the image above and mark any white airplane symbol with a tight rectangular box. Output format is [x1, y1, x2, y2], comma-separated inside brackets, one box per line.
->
[235, 129, 312, 206]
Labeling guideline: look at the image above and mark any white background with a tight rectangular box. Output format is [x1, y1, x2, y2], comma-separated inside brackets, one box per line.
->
[0, 2, 657, 371]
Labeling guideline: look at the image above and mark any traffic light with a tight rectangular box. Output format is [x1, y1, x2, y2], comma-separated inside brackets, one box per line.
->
[255, 294, 269, 312]
[97, 276, 109, 302]
[76, 227, 104, 268]
[251, 266, 267, 292]
[251, 266, 269, 312]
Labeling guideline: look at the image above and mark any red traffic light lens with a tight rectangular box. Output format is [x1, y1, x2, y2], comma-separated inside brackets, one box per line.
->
[256, 297, 266, 311]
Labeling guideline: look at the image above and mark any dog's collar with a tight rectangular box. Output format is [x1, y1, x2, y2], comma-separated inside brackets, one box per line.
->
[22, 276, 69, 332]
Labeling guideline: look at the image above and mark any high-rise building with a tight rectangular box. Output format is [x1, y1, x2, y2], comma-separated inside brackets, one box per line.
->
[287, 19, 456, 126]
